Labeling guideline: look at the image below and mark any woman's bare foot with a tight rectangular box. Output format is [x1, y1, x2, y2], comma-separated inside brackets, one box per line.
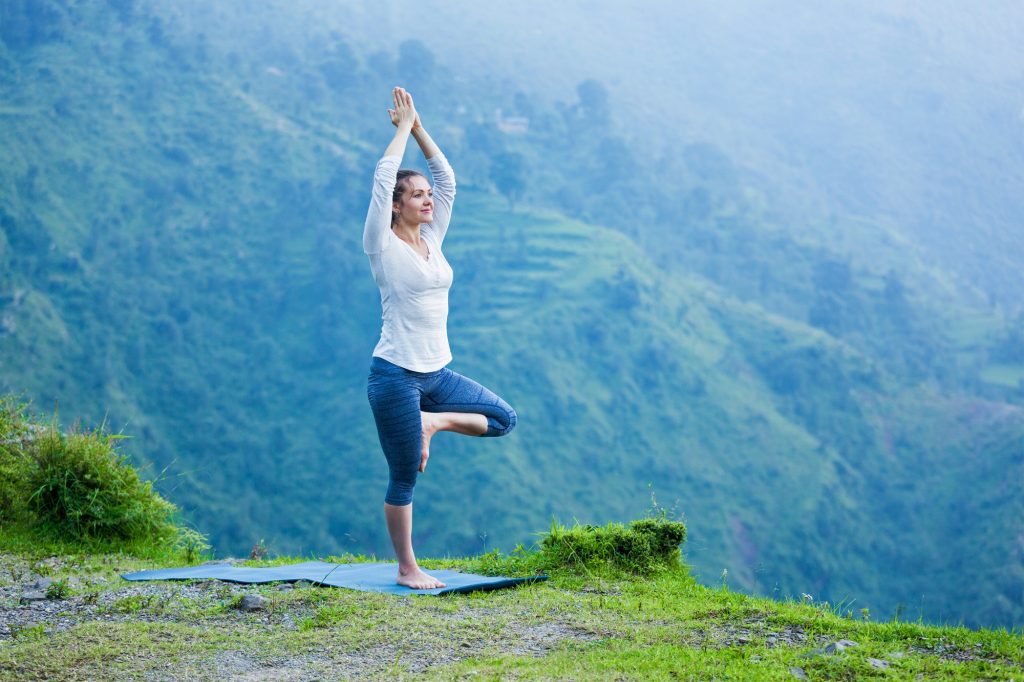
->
[419, 411, 488, 472]
[397, 565, 446, 590]
[419, 411, 444, 472]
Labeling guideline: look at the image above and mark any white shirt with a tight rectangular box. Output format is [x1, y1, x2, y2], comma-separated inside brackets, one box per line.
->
[363, 153, 456, 372]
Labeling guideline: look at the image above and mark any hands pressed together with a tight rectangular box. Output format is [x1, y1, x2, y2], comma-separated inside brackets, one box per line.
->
[381, 86, 440, 163]
[387, 86, 421, 131]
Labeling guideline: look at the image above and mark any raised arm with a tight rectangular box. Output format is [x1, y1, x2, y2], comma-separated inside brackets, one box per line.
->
[416, 125, 456, 244]
[363, 88, 416, 255]
[411, 124, 441, 160]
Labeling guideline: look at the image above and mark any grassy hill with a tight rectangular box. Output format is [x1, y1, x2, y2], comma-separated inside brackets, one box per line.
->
[3, 545, 1024, 680]
[0, 491, 1021, 679]
[1, 415, 1021, 680]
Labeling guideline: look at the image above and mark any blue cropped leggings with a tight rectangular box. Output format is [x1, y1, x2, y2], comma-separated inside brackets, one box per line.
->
[367, 356, 517, 506]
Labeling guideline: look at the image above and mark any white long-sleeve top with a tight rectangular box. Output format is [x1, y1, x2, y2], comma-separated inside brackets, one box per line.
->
[363, 153, 456, 372]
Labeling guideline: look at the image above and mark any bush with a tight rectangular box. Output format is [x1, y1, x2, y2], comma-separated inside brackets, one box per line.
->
[0, 395, 206, 555]
[0, 396, 35, 523]
[26, 426, 179, 542]
[540, 517, 687, 575]
[468, 517, 687, 578]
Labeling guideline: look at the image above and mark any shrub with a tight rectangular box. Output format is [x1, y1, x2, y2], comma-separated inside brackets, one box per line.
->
[0, 396, 35, 523]
[45, 578, 71, 600]
[26, 425, 179, 542]
[539, 517, 687, 575]
[0, 395, 208, 561]
[472, 517, 688, 577]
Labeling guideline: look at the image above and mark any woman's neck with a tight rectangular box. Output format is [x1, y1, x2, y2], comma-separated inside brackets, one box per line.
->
[392, 222, 421, 244]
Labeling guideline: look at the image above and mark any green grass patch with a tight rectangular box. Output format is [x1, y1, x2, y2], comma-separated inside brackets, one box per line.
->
[0, 395, 209, 564]
[541, 517, 686, 575]
[467, 517, 687, 579]
[0, 526, 1020, 680]
[26, 425, 177, 541]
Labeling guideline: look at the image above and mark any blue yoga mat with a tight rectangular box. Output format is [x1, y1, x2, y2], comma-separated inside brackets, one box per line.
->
[122, 561, 546, 595]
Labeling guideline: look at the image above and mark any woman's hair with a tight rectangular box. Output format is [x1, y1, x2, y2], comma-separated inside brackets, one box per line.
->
[392, 169, 428, 224]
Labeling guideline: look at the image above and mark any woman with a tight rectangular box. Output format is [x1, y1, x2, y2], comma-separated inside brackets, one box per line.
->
[364, 87, 517, 589]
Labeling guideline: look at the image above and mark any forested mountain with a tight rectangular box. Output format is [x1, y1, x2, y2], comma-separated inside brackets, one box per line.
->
[1, 0, 1021, 628]
[330, 0, 1024, 311]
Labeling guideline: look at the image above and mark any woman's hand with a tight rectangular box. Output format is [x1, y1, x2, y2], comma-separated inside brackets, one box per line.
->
[386, 86, 439, 159]
[387, 87, 418, 130]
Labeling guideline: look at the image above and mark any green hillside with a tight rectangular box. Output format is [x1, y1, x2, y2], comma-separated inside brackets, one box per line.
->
[0, 412, 1021, 680]
[1, 0, 1022, 630]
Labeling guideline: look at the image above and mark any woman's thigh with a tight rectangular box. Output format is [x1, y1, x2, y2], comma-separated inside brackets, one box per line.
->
[366, 368, 422, 472]
[421, 368, 517, 437]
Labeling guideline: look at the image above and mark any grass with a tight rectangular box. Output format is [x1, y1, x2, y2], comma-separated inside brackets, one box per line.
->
[460, 516, 688, 582]
[0, 395, 210, 566]
[1, 551, 1020, 680]
[1, 507, 1020, 680]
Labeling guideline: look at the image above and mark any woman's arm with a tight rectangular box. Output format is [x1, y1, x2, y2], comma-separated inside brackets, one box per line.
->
[421, 134, 455, 244]
[384, 122, 413, 158]
[411, 125, 441, 160]
[363, 89, 416, 255]
[410, 116, 456, 244]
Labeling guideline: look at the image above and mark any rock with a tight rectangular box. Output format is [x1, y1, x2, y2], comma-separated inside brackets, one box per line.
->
[801, 638, 860, 659]
[30, 577, 53, 590]
[868, 658, 890, 669]
[292, 580, 314, 588]
[276, 583, 294, 591]
[824, 639, 858, 654]
[237, 594, 269, 611]
[20, 591, 47, 603]
[789, 667, 807, 680]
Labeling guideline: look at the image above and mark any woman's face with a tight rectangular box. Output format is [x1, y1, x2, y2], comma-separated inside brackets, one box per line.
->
[394, 176, 433, 226]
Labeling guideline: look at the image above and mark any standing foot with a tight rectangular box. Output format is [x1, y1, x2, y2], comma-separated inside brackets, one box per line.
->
[397, 566, 446, 590]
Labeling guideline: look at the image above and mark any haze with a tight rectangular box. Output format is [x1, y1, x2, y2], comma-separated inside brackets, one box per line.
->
[275, 0, 1024, 306]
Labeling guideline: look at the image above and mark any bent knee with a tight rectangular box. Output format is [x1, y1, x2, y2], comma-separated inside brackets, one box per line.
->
[486, 405, 517, 437]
